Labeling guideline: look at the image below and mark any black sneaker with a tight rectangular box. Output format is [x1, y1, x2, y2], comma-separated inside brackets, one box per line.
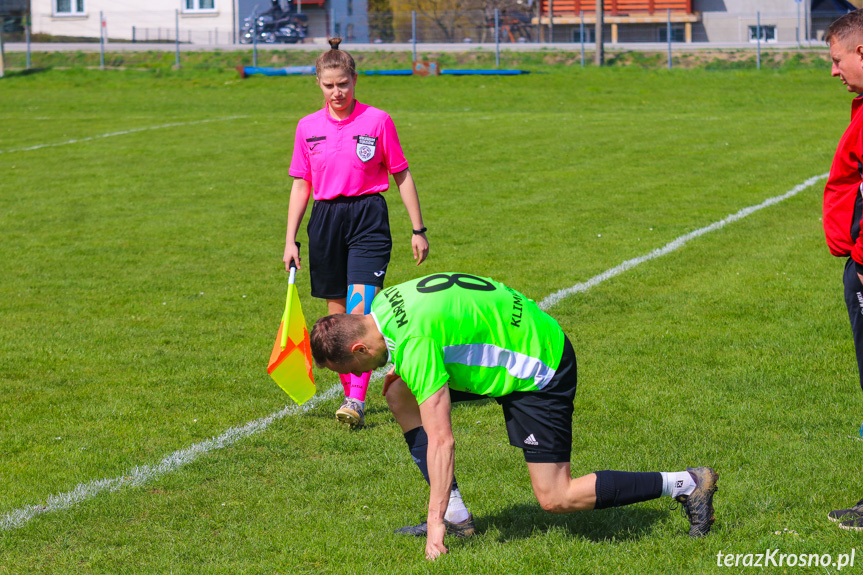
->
[674, 467, 718, 538]
[829, 499, 863, 523]
[394, 514, 476, 538]
[839, 516, 863, 531]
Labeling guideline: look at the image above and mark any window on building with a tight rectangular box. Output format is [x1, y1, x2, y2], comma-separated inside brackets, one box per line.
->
[658, 26, 685, 43]
[748, 25, 776, 43]
[55, 0, 85, 15]
[184, 0, 216, 12]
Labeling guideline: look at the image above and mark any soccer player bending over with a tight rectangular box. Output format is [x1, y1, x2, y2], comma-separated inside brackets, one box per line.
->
[310, 272, 718, 560]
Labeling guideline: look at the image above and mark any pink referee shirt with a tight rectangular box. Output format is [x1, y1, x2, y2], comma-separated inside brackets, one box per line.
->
[289, 101, 409, 201]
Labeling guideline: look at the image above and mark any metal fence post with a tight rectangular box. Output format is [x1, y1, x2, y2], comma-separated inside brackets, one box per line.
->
[548, 0, 553, 43]
[756, 11, 761, 70]
[25, 12, 31, 69]
[251, 6, 258, 66]
[796, 0, 801, 48]
[580, 11, 584, 67]
[99, 11, 105, 70]
[494, 9, 500, 67]
[411, 11, 416, 62]
[667, 8, 671, 70]
[175, 9, 181, 68]
[595, 0, 603, 66]
[535, 1, 540, 43]
[0, 26, 5, 79]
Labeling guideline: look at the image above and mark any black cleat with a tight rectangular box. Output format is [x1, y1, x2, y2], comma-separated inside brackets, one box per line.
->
[839, 516, 863, 531]
[674, 467, 718, 538]
[829, 499, 863, 523]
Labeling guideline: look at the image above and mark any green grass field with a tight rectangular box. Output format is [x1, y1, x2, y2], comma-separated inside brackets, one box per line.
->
[1, 61, 861, 573]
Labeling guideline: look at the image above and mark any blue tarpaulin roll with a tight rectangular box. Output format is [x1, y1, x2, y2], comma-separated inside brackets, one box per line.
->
[238, 66, 530, 78]
[440, 69, 530, 75]
[238, 66, 316, 77]
[361, 70, 414, 76]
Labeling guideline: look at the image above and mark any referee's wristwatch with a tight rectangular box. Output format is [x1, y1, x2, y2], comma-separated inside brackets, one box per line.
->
[412, 227, 428, 235]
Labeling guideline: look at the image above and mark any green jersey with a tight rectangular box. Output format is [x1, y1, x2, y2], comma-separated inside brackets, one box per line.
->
[370, 273, 565, 404]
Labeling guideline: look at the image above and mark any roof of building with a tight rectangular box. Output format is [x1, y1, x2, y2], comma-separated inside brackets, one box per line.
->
[812, 0, 857, 14]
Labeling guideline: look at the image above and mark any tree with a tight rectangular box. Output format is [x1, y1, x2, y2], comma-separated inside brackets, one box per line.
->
[406, 0, 477, 43]
[368, 0, 395, 42]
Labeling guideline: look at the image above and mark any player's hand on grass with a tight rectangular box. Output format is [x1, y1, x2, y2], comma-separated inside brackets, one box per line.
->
[425, 521, 448, 561]
[412, 233, 429, 265]
[283, 242, 301, 271]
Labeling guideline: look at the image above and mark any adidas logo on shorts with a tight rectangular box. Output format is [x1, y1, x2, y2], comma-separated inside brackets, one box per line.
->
[523, 434, 539, 446]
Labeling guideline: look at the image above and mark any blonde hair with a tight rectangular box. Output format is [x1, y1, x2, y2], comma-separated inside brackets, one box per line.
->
[315, 37, 357, 78]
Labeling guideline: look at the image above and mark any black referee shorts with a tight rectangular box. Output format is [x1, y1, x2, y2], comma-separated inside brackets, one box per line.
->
[307, 193, 392, 300]
[450, 336, 577, 464]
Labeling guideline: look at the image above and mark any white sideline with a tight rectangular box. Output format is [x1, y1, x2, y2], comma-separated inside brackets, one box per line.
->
[538, 172, 829, 310]
[0, 172, 827, 532]
[0, 382, 343, 532]
[0, 116, 247, 155]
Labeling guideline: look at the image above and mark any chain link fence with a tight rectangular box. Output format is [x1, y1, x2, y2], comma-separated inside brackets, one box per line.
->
[1, 5, 850, 46]
[0, 5, 845, 75]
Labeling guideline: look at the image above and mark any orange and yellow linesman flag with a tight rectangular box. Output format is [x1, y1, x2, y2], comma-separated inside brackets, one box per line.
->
[267, 267, 315, 404]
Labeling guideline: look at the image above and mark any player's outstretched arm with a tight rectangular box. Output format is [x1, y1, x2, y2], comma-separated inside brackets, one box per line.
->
[418, 385, 454, 560]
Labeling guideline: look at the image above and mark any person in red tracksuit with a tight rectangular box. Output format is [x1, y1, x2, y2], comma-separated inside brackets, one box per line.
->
[823, 9, 863, 530]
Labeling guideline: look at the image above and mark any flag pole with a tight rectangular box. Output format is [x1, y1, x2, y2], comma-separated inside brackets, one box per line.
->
[281, 242, 300, 350]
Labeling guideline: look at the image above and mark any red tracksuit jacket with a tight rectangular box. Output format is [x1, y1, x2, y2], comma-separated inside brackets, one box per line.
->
[825, 95, 863, 266]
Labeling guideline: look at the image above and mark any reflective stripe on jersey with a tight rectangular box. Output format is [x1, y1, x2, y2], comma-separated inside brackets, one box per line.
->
[442, 343, 556, 390]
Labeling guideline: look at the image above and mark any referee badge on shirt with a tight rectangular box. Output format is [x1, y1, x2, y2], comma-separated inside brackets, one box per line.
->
[355, 135, 378, 163]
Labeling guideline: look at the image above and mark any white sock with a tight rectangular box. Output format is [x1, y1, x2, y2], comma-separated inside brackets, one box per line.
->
[444, 486, 470, 523]
[660, 471, 696, 498]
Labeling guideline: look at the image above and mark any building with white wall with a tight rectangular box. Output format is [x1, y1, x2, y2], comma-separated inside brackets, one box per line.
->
[30, 0, 240, 43]
[694, 0, 856, 44]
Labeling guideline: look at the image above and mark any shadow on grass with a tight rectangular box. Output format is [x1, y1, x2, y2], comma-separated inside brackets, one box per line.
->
[2, 67, 52, 78]
[477, 503, 667, 543]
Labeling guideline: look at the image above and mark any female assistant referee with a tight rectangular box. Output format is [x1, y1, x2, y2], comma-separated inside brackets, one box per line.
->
[283, 38, 429, 428]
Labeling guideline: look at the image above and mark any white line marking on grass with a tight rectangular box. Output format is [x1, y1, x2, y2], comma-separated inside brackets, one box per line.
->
[538, 172, 829, 311]
[0, 173, 828, 531]
[1, 379, 344, 532]
[0, 116, 247, 155]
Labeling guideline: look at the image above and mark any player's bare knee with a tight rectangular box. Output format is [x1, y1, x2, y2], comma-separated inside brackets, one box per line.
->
[384, 379, 411, 412]
[535, 492, 568, 514]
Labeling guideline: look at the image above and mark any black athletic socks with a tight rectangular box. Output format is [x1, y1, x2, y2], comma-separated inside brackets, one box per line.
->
[594, 470, 663, 509]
